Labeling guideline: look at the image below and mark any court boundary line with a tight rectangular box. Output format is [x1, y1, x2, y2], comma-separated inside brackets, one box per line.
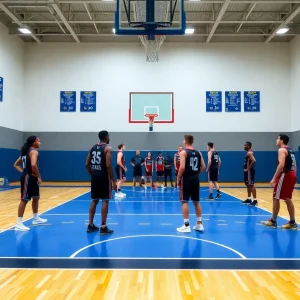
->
[0, 189, 90, 234]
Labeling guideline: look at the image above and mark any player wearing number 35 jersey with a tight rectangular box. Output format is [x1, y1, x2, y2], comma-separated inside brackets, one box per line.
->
[262, 134, 297, 230]
[176, 135, 206, 233]
[85, 130, 117, 236]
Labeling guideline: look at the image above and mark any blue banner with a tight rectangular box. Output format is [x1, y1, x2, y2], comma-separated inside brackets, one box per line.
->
[60, 91, 76, 112]
[206, 91, 222, 112]
[80, 91, 96, 112]
[244, 91, 260, 112]
[225, 91, 241, 112]
[0, 77, 3, 102]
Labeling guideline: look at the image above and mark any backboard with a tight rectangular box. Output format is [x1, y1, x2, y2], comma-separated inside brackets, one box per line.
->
[129, 92, 174, 123]
[115, 0, 186, 37]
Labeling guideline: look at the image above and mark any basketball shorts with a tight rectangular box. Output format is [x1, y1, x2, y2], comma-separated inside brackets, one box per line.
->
[179, 175, 200, 202]
[164, 169, 172, 177]
[91, 173, 112, 200]
[208, 168, 218, 182]
[133, 167, 142, 177]
[116, 166, 125, 180]
[156, 171, 164, 178]
[273, 171, 296, 200]
[244, 169, 255, 186]
[20, 173, 39, 201]
[145, 170, 152, 177]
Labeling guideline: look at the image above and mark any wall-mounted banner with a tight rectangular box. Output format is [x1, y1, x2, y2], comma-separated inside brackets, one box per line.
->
[0, 77, 3, 102]
[80, 91, 96, 112]
[244, 91, 260, 112]
[60, 91, 76, 112]
[206, 91, 222, 112]
[225, 91, 241, 112]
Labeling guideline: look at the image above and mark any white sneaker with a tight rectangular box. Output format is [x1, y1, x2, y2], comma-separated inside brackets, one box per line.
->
[119, 192, 126, 197]
[161, 184, 165, 188]
[115, 192, 125, 199]
[15, 223, 30, 231]
[32, 216, 47, 225]
[176, 224, 191, 233]
[193, 223, 204, 231]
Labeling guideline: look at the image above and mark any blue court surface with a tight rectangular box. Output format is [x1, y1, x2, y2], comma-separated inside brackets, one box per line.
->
[0, 187, 299, 270]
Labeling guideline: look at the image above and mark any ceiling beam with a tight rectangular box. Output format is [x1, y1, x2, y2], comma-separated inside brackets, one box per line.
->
[0, 2, 41, 42]
[265, 4, 300, 42]
[50, 0, 80, 42]
[206, 0, 231, 43]
[237, 3, 256, 32]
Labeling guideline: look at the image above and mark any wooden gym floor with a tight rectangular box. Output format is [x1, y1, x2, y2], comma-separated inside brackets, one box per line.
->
[0, 182, 299, 300]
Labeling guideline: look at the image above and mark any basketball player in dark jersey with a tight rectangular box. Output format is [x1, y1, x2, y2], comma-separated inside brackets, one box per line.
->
[242, 141, 258, 206]
[115, 144, 127, 198]
[156, 152, 164, 188]
[174, 145, 182, 188]
[13, 136, 47, 231]
[206, 142, 222, 199]
[262, 134, 297, 230]
[85, 130, 117, 235]
[177, 135, 206, 233]
[144, 152, 154, 187]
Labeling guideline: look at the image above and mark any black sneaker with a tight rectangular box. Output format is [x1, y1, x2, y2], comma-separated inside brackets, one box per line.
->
[206, 195, 214, 200]
[87, 224, 99, 233]
[215, 193, 222, 199]
[242, 199, 252, 204]
[248, 200, 258, 207]
[100, 226, 114, 236]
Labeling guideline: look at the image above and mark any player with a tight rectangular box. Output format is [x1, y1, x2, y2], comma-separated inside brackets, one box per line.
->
[242, 141, 258, 206]
[144, 152, 154, 187]
[174, 145, 182, 188]
[130, 150, 144, 187]
[176, 135, 206, 233]
[13, 136, 47, 231]
[262, 134, 297, 230]
[164, 152, 174, 187]
[85, 130, 117, 235]
[156, 152, 164, 188]
[115, 144, 127, 198]
[206, 142, 222, 200]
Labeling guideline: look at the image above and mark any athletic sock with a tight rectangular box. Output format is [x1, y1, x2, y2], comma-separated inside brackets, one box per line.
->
[184, 219, 189, 227]
[197, 217, 202, 224]
[290, 220, 296, 224]
[217, 190, 220, 194]
[33, 213, 38, 219]
[17, 217, 23, 224]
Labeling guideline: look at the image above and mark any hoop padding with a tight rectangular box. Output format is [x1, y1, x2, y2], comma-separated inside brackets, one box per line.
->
[145, 113, 158, 124]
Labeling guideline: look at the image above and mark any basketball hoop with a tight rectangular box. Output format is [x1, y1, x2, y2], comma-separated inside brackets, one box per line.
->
[139, 35, 166, 62]
[145, 113, 158, 132]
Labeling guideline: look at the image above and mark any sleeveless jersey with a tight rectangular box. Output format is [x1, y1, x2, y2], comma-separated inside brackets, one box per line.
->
[89, 143, 108, 175]
[117, 150, 125, 167]
[210, 150, 220, 169]
[175, 153, 180, 169]
[244, 151, 255, 170]
[184, 148, 201, 177]
[145, 157, 153, 171]
[282, 147, 296, 173]
[156, 156, 164, 171]
[22, 148, 38, 176]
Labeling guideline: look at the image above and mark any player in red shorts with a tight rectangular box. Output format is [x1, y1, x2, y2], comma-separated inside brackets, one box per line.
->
[156, 152, 164, 188]
[174, 145, 182, 188]
[144, 152, 154, 187]
[262, 134, 297, 230]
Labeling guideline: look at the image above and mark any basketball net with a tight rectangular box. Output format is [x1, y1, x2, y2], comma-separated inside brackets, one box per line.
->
[145, 113, 158, 132]
[139, 35, 166, 62]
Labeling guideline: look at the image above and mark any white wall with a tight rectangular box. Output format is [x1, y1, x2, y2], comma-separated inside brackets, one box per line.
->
[0, 23, 24, 131]
[290, 36, 300, 132]
[24, 42, 290, 132]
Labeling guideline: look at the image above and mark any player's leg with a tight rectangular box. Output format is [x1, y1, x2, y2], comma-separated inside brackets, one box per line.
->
[281, 173, 297, 229]
[242, 171, 252, 204]
[164, 169, 168, 187]
[248, 170, 258, 206]
[133, 168, 137, 187]
[87, 175, 100, 232]
[137, 167, 142, 186]
[175, 170, 178, 188]
[176, 178, 191, 233]
[169, 170, 174, 187]
[100, 175, 114, 235]
[116, 167, 125, 198]
[191, 178, 204, 231]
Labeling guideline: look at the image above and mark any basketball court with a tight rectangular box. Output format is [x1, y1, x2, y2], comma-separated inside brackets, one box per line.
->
[0, 0, 300, 299]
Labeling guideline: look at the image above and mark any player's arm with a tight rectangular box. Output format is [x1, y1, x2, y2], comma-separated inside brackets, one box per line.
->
[199, 152, 206, 174]
[177, 151, 186, 181]
[155, 158, 158, 170]
[85, 151, 92, 176]
[246, 153, 256, 170]
[294, 159, 297, 180]
[144, 158, 148, 172]
[174, 155, 177, 170]
[30, 150, 42, 182]
[13, 156, 23, 173]
[117, 152, 125, 170]
[130, 157, 135, 167]
[218, 155, 221, 169]
[206, 151, 212, 172]
[271, 148, 286, 184]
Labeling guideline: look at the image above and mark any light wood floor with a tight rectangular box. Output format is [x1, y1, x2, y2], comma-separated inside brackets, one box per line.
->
[0, 183, 299, 300]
